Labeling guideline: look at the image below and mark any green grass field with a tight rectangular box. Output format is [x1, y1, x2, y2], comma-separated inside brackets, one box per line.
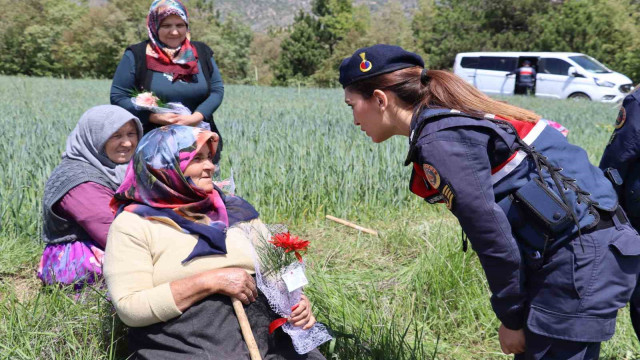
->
[0, 75, 638, 359]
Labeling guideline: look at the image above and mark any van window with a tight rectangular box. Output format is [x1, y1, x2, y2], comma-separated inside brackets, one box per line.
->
[568, 55, 611, 73]
[460, 57, 479, 69]
[478, 57, 517, 71]
[539, 58, 572, 76]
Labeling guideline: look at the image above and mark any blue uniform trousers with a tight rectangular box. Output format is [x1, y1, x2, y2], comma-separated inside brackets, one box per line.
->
[630, 277, 640, 341]
[514, 328, 600, 360]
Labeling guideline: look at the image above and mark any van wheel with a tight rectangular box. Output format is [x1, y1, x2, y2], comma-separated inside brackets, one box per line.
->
[568, 92, 591, 101]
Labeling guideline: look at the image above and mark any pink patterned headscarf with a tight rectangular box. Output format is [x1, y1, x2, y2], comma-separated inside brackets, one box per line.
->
[112, 125, 259, 262]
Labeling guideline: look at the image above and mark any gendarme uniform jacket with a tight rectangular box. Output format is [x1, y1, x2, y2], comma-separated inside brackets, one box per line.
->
[406, 107, 640, 341]
[600, 90, 640, 229]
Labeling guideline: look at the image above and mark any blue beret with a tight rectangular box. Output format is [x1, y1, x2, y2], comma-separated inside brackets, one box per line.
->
[339, 44, 424, 88]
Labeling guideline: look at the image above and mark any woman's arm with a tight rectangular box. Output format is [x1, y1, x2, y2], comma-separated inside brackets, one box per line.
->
[104, 215, 182, 327]
[104, 213, 258, 327]
[55, 182, 114, 249]
[110, 51, 152, 127]
[170, 267, 257, 312]
[418, 128, 526, 331]
[194, 56, 224, 122]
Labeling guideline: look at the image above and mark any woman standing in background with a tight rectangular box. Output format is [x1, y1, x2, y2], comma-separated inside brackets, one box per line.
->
[110, 0, 225, 164]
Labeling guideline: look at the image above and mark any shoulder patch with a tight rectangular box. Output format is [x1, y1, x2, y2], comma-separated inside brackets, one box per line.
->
[615, 107, 626, 129]
[422, 163, 441, 189]
[607, 132, 616, 146]
[441, 184, 455, 210]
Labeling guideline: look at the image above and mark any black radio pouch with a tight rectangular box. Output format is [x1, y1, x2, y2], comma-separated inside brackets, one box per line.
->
[498, 178, 574, 252]
[514, 178, 573, 234]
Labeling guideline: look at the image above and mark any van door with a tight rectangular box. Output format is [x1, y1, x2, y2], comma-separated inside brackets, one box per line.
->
[457, 56, 479, 87]
[535, 58, 573, 98]
[475, 56, 517, 95]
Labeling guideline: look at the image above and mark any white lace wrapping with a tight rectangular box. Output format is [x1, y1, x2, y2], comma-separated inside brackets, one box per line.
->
[244, 223, 333, 354]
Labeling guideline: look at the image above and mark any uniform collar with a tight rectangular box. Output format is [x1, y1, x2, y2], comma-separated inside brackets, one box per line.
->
[405, 107, 460, 166]
[408, 107, 463, 145]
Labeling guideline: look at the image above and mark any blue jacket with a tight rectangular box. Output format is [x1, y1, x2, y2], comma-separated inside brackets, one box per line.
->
[407, 108, 639, 341]
[600, 90, 640, 229]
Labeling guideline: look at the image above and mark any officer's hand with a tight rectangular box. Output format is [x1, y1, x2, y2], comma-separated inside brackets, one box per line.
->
[498, 324, 525, 355]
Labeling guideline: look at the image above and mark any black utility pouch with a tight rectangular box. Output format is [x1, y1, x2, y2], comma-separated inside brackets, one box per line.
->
[514, 178, 573, 234]
[605, 167, 623, 187]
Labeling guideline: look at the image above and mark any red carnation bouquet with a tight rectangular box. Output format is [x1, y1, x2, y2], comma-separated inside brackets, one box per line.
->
[253, 229, 331, 354]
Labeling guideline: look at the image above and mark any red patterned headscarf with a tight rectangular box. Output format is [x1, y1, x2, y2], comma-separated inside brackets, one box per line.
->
[112, 125, 259, 263]
[146, 0, 199, 82]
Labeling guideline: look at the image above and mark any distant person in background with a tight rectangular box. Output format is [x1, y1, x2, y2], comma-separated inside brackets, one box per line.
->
[110, 0, 225, 164]
[507, 60, 536, 95]
[39, 105, 142, 287]
[599, 87, 640, 342]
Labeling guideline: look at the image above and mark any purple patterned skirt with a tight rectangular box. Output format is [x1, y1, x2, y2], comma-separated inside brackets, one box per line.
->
[37, 240, 104, 287]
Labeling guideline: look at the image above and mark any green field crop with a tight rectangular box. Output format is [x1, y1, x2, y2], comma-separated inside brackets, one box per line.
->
[0, 75, 637, 359]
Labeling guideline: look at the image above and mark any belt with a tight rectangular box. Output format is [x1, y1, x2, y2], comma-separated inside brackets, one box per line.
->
[591, 206, 628, 232]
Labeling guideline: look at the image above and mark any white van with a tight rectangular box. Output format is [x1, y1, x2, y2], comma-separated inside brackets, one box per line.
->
[453, 52, 634, 102]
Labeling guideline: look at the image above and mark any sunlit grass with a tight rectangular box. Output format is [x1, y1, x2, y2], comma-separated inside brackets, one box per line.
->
[0, 75, 637, 359]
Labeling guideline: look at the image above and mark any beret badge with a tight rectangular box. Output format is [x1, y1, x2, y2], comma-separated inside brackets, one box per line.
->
[359, 52, 372, 72]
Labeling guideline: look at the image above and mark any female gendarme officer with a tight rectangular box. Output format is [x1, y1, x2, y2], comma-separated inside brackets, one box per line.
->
[600, 88, 640, 341]
[339, 44, 640, 359]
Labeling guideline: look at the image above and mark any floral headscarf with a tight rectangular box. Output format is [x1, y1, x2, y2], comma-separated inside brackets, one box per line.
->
[112, 125, 259, 263]
[146, 0, 199, 82]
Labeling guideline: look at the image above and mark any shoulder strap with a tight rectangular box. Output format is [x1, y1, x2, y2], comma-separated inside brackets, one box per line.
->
[192, 41, 214, 92]
[404, 110, 482, 166]
[126, 41, 152, 91]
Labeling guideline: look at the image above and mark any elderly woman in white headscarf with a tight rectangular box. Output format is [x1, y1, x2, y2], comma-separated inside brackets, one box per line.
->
[38, 105, 142, 287]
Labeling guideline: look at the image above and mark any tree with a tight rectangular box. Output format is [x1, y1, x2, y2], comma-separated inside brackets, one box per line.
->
[249, 30, 284, 86]
[274, 11, 328, 85]
[313, 0, 360, 53]
[311, 4, 372, 87]
[369, 1, 413, 50]
[274, 0, 369, 86]
[412, 0, 552, 69]
[530, 0, 640, 82]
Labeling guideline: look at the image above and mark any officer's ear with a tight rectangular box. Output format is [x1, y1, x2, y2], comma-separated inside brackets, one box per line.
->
[372, 89, 388, 111]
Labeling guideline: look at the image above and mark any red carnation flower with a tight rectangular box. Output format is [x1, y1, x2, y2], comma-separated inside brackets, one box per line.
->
[269, 232, 310, 262]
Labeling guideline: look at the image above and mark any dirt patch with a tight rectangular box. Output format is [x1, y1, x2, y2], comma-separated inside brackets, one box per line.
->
[0, 267, 40, 302]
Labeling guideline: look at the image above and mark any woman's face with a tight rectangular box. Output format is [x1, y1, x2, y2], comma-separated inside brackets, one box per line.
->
[104, 121, 139, 164]
[184, 143, 215, 193]
[344, 88, 395, 143]
[158, 15, 188, 48]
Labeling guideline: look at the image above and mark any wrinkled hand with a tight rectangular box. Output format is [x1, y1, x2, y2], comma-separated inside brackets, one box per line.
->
[289, 294, 316, 330]
[212, 268, 257, 305]
[149, 112, 179, 125]
[174, 112, 205, 126]
[498, 324, 525, 355]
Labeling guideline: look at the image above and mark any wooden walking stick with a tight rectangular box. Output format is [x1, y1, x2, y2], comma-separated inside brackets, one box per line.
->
[232, 297, 262, 360]
[325, 215, 378, 236]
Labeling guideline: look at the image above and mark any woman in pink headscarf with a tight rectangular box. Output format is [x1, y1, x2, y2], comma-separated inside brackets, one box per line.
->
[104, 125, 327, 359]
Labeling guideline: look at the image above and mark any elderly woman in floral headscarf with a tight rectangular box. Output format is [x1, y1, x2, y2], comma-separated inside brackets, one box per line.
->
[110, 0, 225, 164]
[103, 125, 326, 359]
